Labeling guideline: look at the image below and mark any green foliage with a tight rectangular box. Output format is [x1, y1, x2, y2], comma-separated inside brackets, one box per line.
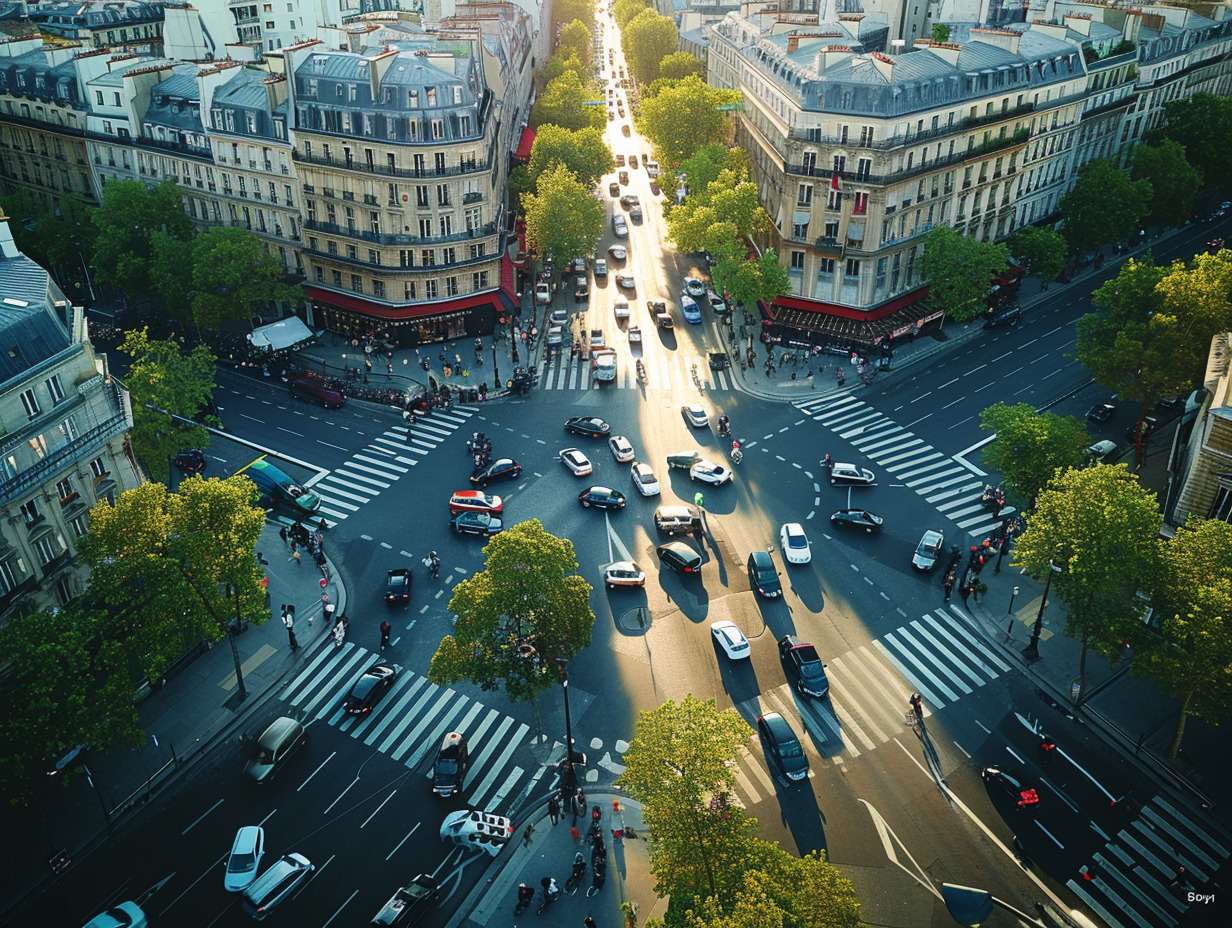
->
[1131, 140, 1201, 228]
[979, 403, 1093, 505]
[1138, 520, 1232, 757]
[507, 164, 535, 209]
[1007, 226, 1068, 281]
[119, 328, 218, 479]
[188, 227, 300, 333]
[427, 520, 595, 702]
[558, 20, 592, 67]
[553, 0, 595, 30]
[621, 10, 678, 84]
[77, 478, 268, 683]
[545, 50, 589, 84]
[528, 125, 614, 192]
[90, 179, 193, 298]
[671, 145, 746, 204]
[715, 250, 790, 310]
[659, 51, 704, 81]
[637, 76, 741, 168]
[149, 231, 195, 322]
[521, 163, 606, 266]
[665, 167, 758, 252]
[918, 226, 1010, 322]
[0, 190, 97, 282]
[1013, 465, 1162, 678]
[0, 602, 141, 804]
[1058, 158, 1152, 255]
[678, 852, 862, 928]
[614, 0, 650, 29]
[932, 24, 951, 43]
[1147, 92, 1232, 187]
[531, 70, 606, 132]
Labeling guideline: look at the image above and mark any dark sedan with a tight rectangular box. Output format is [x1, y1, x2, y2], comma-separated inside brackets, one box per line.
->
[831, 508, 883, 533]
[656, 541, 703, 575]
[343, 662, 399, 715]
[385, 568, 412, 604]
[981, 766, 1040, 811]
[469, 458, 522, 486]
[1125, 416, 1158, 444]
[452, 511, 503, 536]
[564, 416, 611, 438]
[1086, 402, 1115, 422]
[173, 449, 207, 475]
[578, 486, 627, 509]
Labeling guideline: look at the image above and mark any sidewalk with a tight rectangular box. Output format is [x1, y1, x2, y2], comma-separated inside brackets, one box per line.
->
[444, 794, 660, 928]
[0, 521, 348, 924]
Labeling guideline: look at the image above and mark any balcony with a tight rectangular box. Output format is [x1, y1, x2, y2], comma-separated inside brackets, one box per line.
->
[787, 102, 1036, 151]
[294, 149, 493, 180]
[302, 216, 503, 248]
[814, 236, 844, 258]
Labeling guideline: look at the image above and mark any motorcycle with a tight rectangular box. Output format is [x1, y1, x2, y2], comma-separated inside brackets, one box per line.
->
[536, 877, 560, 915]
[466, 433, 492, 457]
[980, 484, 1005, 510]
[635, 359, 647, 383]
[717, 417, 731, 438]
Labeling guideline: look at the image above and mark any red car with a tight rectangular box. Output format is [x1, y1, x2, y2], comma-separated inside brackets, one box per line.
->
[448, 491, 504, 515]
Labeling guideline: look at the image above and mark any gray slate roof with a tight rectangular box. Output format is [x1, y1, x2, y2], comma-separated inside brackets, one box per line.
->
[0, 256, 70, 384]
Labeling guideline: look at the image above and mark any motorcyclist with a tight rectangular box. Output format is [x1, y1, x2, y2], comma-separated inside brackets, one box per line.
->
[515, 883, 534, 913]
[718, 414, 730, 436]
[429, 551, 440, 579]
[731, 439, 741, 455]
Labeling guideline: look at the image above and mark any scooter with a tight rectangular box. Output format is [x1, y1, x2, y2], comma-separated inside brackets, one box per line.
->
[635, 359, 647, 383]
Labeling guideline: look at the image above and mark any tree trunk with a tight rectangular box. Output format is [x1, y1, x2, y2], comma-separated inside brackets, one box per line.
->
[1078, 633, 1090, 682]
[1167, 689, 1193, 759]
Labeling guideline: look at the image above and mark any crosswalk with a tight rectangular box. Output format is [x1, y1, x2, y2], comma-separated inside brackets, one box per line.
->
[1071, 795, 1229, 928]
[306, 407, 476, 522]
[795, 394, 1012, 539]
[280, 640, 534, 812]
[540, 351, 734, 391]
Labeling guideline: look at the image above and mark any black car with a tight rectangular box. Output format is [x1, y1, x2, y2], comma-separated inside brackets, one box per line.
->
[578, 486, 627, 509]
[982, 306, 1023, 329]
[778, 635, 829, 697]
[830, 508, 884, 533]
[564, 416, 611, 438]
[747, 550, 781, 598]
[343, 662, 399, 716]
[1125, 416, 1158, 444]
[173, 449, 206, 475]
[432, 731, 469, 797]
[656, 541, 703, 575]
[981, 766, 1040, 811]
[708, 351, 730, 370]
[757, 713, 808, 782]
[385, 568, 412, 604]
[452, 511, 503, 536]
[1086, 402, 1115, 422]
[469, 458, 522, 486]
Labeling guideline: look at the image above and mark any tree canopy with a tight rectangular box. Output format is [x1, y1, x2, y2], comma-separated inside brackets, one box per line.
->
[557, 20, 592, 67]
[979, 403, 1094, 505]
[544, 50, 589, 84]
[0, 190, 96, 290]
[917, 225, 1010, 322]
[1147, 92, 1232, 187]
[521, 164, 606, 266]
[622, 9, 678, 84]
[553, 0, 595, 30]
[1007, 226, 1068, 282]
[186, 227, 300, 334]
[90, 179, 194, 298]
[659, 51, 705, 81]
[528, 125, 614, 192]
[714, 250, 790, 311]
[119, 329, 219, 479]
[1013, 465, 1161, 679]
[637, 76, 740, 167]
[531, 70, 606, 132]
[1131, 140, 1201, 229]
[1058, 158, 1152, 255]
[427, 520, 595, 703]
[614, 0, 650, 29]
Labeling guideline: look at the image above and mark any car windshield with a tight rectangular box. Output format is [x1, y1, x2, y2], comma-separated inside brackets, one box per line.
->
[436, 758, 458, 775]
[352, 676, 378, 698]
[787, 534, 806, 548]
[779, 738, 804, 758]
[230, 852, 257, 871]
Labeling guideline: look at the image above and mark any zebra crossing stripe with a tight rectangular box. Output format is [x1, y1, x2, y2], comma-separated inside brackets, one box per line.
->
[316, 483, 373, 504]
[353, 453, 409, 474]
[468, 724, 530, 808]
[462, 715, 517, 784]
[333, 468, 392, 489]
[1154, 796, 1230, 860]
[874, 636, 961, 706]
[399, 696, 471, 770]
[298, 649, 369, 717]
[863, 436, 919, 458]
[908, 617, 995, 689]
[1141, 806, 1222, 872]
[390, 689, 457, 762]
[363, 676, 429, 746]
[377, 683, 443, 754]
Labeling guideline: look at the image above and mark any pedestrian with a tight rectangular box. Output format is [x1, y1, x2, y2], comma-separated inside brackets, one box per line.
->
[943, 572, 954, 603]
[282, 609, 298, 650]
[571, 787, 586, 823]
[808, 370, 815, 389]
[910, 693, 923, 720]
[694, 491, 704, 509]
[959, 582, 971, 605]
[548, 795, 561, 826]
[584, 917, 598, 928]
[822, 453, 833, 470]
[279, 526, 289, 547]
[380, 619, 391, 651]
[571, 824, 581, 842]
[522, 823, 535, 848]
[291, 542, 301, 565]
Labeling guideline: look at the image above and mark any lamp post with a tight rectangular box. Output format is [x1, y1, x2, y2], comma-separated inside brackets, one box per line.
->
[1023, 561, 1062, 662]
[492, 342, 499, 383]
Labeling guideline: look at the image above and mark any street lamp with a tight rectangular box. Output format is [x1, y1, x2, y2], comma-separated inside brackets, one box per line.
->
[1023, 561, 1063, 662]
[492, 342, 499, 383]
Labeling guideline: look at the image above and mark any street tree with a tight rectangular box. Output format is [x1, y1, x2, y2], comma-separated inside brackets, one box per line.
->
[1147, 93, 1232, 187]
[119, 328, 219, 480]
[189, 227, 300, 334]
[545, 50, 588, 84]
[553, 0, 595, 29]
[0, 190, 97, 289]
[1058, 158, 1152, 256]
[714, 250, 790, 311]
[1007, 226, 1068, 282]
[1013, 465, 1162, 680]
[614, 0, 650, 29]
[665, 168, 760, 251]
[558, 20, 592, 67]
[0, 603, 140, 803]
[149, 231, 195, 323]
[672, 144, 745, 201]
[918, 225, 1010, 323]
[659, 51, 704, 81]
[932, 24, 952, 42]
[1131, 140, 1201, 229]
[531, 70, 605, 132]
[427, 519, 595, 703]
[521, 163, 605, 266]
[618, 695, 759, 908]
[90, 179, 193, 299]
[637, 76, 740, 167]
[1138, 520, 1232, 758]
[528, 125, 614, 192]
[978, 403, 1093, 505]
[622, 10, 678, 84]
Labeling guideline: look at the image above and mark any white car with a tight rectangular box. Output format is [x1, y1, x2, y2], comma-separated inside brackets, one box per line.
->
[604, 560, 646, 589]
[560, 448, 593, 476]
[224, 825, 265, 892]
[594, 258, 608, 277]
[630, 461, 660, 497]
[83, 903, 147, 928]
[710, 620, 750, 660]
[779, 523, 812, 564]
[616, 271, 636, 289]
[535, 282, 551, 305]
[612, 214, 628, 237]
[912, 529, 945, 570]
[681, 404, 709, 428]
[440, 808, 513, 857]
[707, 291, 728, 314]
[829, 463, 876, 485]
[684, 277, 706, 297]
[1087, 439, 1117, 460]
[608, 435, 635, 462]
[689, 460, 732, 485]
[607, 244, 627, 261]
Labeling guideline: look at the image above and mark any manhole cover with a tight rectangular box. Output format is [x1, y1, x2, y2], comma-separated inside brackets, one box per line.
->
[617, 606, 651, 634]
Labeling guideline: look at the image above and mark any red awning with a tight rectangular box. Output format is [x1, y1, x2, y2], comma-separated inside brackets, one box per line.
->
[304, 286, 503, 321]
[500, 253, 517, 299]
[513, 126, 535, 162]
[769, 287, 929, 322]
[763, 287, 938, 348]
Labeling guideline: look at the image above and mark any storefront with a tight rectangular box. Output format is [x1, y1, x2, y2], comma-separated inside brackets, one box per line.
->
[760, 288, 943, 354]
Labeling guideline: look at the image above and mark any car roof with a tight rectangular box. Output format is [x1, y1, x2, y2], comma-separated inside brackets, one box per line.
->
[750, 550, 773, 566]
[759, 712, 796, 739]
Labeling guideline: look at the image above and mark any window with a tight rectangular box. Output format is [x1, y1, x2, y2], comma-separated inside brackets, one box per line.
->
[29, 434, 48, 460]
[20, 499, 41, 525]
[89, 457, 107, 478]
[70, 514, 89, 538]
[34, 535, 58, 566]
[439, 216, 453, 237]
[368, 249, 380, 265]
[56, 478, 74, 501]
[424, 279, 438, 300]
[443, 247, 456, 264]
[20, 388, 40, 418]
[797, 184, 813, 207]
[346, 245, 358, 260]
[60, 416, 79, 441]
[0, 559, 17, 594]
[45, 374, 65, 403]
[792, 220, 809, 239]
[350, 274, 363, 292]
[404, 281, 416, 300]
[400, 250, 412, 268]
[315, 267, 324, 282]
[416, 186, 430, 207]
[472, 271, 489, 289]
[446, 276, 459, 297]
[332, 270, 342, 287]
[419, 218, 433, 238]
[845, 259, 861, 278]
[853, 192, 869, 216]
[437, 185, 451, 207]
[373, 280, 385, 298]
[818, 258, 835, 278]
[421, 249, 435, 266]
[827, 189, 842, 210]
[55, 576, 72, 606]
[790, 251, 805, 269]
